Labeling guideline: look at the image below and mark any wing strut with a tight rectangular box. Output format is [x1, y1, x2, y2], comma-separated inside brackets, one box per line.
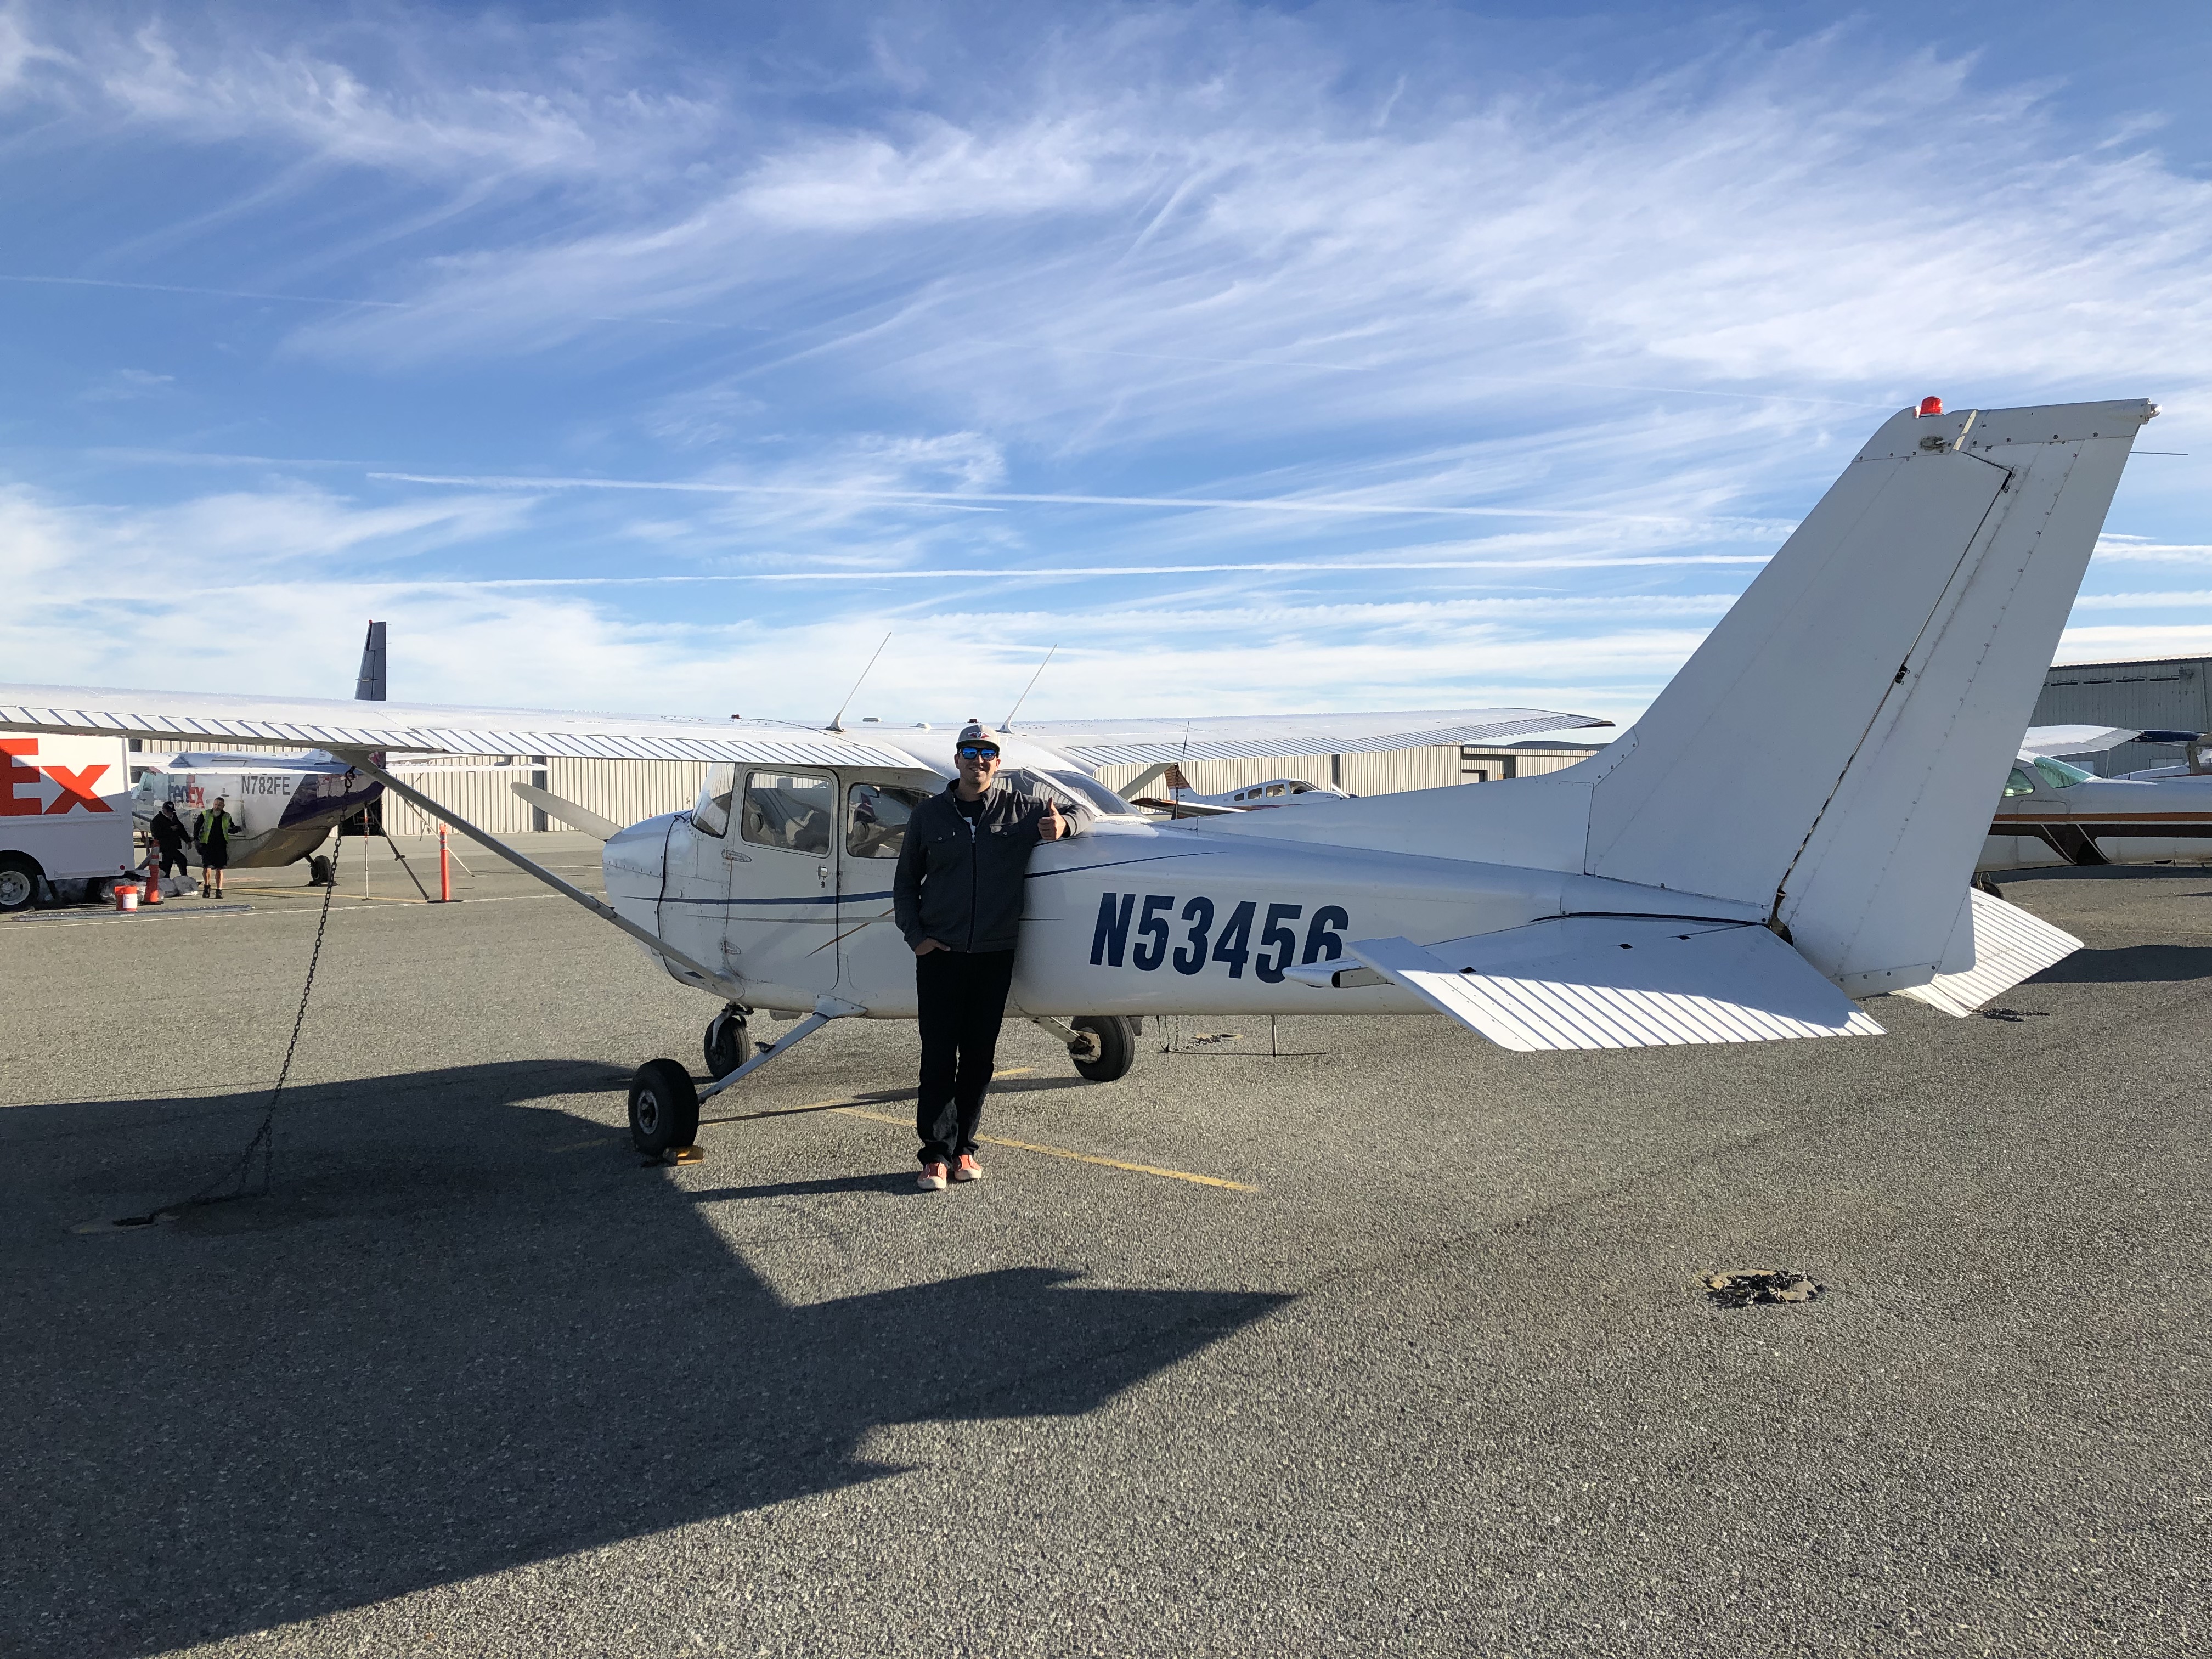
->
[345, 753, 751, 1003]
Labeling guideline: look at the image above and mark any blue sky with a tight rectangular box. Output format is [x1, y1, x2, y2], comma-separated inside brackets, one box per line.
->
[3, 1, 2208, 729]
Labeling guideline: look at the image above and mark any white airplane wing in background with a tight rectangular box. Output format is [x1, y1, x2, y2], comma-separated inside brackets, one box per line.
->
[0, 685, 913, 768]
[1008, 708, 1611, 767]
[2019, 725, 2148, 757]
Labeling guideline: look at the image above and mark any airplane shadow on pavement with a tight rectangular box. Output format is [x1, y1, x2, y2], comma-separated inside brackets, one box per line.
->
[1, 1060, 1286, 1659]
[2026, 943, 2212, 984]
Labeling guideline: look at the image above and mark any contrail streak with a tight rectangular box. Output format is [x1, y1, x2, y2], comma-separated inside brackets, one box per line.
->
[0, 274, 744, 331]
[371, 470, 1756, 526]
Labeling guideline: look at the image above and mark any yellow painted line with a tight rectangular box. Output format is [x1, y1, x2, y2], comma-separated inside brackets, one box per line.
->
[832, 1106, 1253, 1190]
[684, 1064, 1245, 1188]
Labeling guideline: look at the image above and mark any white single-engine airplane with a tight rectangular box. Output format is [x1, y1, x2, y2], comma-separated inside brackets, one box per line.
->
[1982, 725, 2212, 872]
[1, 397, 2158, 1156]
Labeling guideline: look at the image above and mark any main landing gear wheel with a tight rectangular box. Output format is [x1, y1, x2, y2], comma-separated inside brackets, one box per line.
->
[628, 1058, 700, 1157]
[1069, 1015, 1137, 1084]
[704, 1006, 753, 1080]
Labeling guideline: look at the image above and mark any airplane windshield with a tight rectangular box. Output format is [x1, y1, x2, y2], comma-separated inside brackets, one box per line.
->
[2002, 767, 2038, 798]
[1045, 770, 1139, 817]
[692, 764, 737, 837]
[2032, 755, 2094, 789]
[848, 782, 934, 859]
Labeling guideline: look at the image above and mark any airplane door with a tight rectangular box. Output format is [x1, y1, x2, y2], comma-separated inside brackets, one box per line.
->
[725, 770, 841, 999]
[840, 780, 937, 1016]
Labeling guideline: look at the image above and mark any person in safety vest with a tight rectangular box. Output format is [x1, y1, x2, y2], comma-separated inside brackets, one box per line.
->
[892, 723, 1082, 1191]
[194, 796, 240, 898]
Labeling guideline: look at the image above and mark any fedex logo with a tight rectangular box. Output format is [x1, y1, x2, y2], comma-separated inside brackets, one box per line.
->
[1, 738, 115, 816]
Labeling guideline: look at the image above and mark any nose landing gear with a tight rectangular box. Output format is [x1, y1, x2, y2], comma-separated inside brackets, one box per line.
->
[704, 1003, 754, 1079]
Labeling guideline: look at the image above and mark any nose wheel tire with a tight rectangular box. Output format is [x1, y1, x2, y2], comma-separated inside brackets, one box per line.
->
[704, 1006, 754, 1080]
[629, 1058, 701, 1156]
[1069, 1014, 1137, 1084]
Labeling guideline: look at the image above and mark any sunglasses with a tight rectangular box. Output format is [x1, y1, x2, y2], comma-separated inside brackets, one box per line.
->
[956, 746, 1000, 760]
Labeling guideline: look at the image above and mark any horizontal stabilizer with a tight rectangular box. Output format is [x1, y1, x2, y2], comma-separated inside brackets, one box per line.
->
[1346, 918, 1884, 1052]
[1892, 889, 2081, 1017]
[510, 782, 623, 841]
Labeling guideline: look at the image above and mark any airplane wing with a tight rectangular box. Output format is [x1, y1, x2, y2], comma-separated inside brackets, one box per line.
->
[1007, 708, 1611, 768]
[0, 684, 912, 768]
[2019, 724, 2183, 757]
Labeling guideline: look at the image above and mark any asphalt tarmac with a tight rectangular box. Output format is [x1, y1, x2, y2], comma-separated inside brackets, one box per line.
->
[3, 834, 2208, 1657]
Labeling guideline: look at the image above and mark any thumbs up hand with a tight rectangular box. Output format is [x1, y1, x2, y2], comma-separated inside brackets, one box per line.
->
[1041, 797, 1066, 841]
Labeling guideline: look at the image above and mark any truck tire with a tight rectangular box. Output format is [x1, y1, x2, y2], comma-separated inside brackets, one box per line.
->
[1069, 1015, 1138, 1084]
[0, 854, 41, 913]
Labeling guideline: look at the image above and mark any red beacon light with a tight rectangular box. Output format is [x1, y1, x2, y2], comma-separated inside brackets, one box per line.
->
[1918, 396, 1944, 416]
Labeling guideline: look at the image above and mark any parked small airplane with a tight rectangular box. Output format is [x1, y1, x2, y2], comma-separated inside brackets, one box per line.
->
[1, 397, 2158, 1157]
[1983, 724, 2212, 871]
[126, 622, 452, 881]
[1121, 764, 1352, 818]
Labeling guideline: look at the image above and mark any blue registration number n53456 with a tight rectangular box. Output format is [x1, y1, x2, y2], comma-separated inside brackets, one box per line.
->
[1089, 892, 1348, 983]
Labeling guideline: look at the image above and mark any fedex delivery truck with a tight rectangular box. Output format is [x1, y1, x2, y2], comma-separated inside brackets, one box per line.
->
[1, 735, 133, 911]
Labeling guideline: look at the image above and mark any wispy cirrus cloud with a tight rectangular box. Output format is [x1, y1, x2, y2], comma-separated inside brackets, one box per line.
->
[4, 2, 2209, 716]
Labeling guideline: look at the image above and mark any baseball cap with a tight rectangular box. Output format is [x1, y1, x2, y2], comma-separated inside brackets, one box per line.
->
[955, 722, 1002, 754]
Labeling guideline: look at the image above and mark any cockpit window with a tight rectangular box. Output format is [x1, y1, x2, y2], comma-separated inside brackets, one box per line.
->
[692, 763, 737, 837]
[741, 771, 833, 855]
[848, 782, 934, 859]
[2002, 766, 2038, 798]
[2032, 755, 2094, 789]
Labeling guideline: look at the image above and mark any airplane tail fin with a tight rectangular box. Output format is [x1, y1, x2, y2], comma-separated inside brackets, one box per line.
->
[354, 620, 387, 702]
[1580, 398, 2154, 992]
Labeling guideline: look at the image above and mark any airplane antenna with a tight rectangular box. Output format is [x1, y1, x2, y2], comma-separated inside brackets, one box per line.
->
[827, 633, 892, 733]
[1003, 645, 1057, 730]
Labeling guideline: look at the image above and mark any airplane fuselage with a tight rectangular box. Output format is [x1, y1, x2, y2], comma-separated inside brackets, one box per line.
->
[132, 755, 380, 870]
[603, 768, 1761, 1021]
[1983, 765, 2212, 871]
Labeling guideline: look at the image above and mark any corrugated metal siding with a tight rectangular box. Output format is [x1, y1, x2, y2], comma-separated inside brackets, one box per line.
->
[150, 739, 1587, 838]
[377, 761, 541, 836]
[547, 758, 709, 829]
[1089, 744, 1597, 801]
[2035, 657, 2209, 775]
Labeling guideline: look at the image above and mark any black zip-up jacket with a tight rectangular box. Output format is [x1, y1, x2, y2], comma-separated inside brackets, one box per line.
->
[150, 809, 189, 855]
[893, 783, 1083, 953]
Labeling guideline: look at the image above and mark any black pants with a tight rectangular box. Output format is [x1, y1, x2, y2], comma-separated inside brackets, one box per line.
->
[154, 847, 190, 877]
[915, 947, 1017, 1164]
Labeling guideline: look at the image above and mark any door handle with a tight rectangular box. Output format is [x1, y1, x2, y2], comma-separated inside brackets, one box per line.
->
[818, 864, 831, 886]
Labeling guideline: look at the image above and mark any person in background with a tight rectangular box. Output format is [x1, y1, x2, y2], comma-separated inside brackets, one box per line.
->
[891, 723, 1082, 1192]
[149, 799, 192, 893]
[194, 795, 239, 898]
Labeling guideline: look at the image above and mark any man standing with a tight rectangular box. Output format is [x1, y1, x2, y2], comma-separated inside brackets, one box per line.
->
[893, 724, 1079, 1192]
[194, 795, 239, 898]
[148, 800, 193, 892]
